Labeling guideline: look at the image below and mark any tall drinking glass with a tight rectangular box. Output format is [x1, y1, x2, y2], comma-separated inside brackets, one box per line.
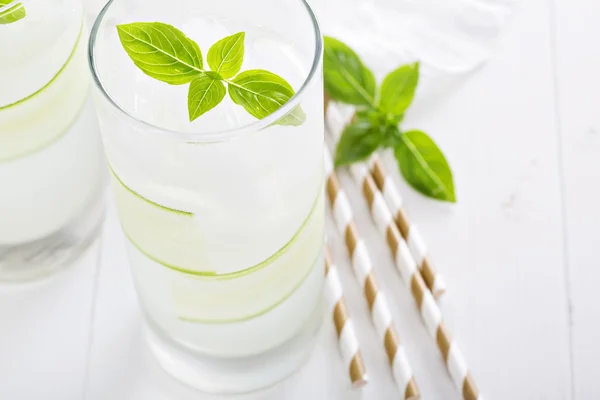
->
[89, 0, 324, 393]
[0, 0, 106, 281]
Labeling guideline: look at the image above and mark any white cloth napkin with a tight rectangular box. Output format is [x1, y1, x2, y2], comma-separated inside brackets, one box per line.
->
[309, 0, 518, 101]
[83, 0, 518, 103]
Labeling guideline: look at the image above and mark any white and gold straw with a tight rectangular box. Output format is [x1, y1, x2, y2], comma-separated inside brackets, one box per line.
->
[324, 148, 420, 400]
[327, 103, 482, 400]
[368, 155, 446, 298]
[327, 102, 446, 298]
[324, 246, 368, 388]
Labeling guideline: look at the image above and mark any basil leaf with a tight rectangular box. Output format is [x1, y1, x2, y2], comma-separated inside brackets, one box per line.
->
[0, 0, 25, 24]
[228, 69, 305, 125]
[187, 73, 226, 121]
[335, 120, 383, 167]
[355, 109, 404, 130]
[207, 32, 245, 79]
[381, 124, 403, 148]
[116, 22, 203, 85]
[395, 130, 455, 202]
[379, 62, 419, 116]
[278, 105, 306, 126]
[323, 36, 376, 107]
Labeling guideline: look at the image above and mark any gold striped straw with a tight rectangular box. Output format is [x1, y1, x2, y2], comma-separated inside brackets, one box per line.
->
[324, 148, 420, 400]
[327, 104, 482, 400]
[368, 155, 446, 298]
[324, 246, 368, 388]
[326, 101, 446, 298]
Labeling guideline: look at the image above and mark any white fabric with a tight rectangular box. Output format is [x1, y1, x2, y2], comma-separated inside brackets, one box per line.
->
[310, 0, 517, 103]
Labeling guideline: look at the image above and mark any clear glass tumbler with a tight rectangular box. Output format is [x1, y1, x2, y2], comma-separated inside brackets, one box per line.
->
[0, 0, 106, 281]
[89, 0, 324, 393]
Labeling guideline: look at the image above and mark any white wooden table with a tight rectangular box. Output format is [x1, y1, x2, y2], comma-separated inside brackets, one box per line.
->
[2, 0, 599, 398]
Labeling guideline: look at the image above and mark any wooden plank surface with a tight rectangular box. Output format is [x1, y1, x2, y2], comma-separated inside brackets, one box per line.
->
[383, 0, 573, 397]
[0, 242, 100, 400]
[552, 0, 600, 398]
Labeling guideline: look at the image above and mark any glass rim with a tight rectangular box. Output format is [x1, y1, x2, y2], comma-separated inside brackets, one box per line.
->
[88, 0, 323, 143]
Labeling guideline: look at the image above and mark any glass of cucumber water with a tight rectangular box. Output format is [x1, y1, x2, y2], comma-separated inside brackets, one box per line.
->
[89, 0, 324, 393]
[0, 0, 106, 281]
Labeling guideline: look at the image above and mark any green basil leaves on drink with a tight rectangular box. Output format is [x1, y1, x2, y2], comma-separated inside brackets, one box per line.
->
[207, 32, 245, 79]
[188, 73, 226, 121]
[229, 70, 305, 126]
[117, 22, 203, 85]
[325, 36, 456, 202]
[116, 22, 304, 125]
[0, 0, 26, 24]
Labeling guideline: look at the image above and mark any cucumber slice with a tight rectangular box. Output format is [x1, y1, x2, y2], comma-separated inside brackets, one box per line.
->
[0, 23, 88, 163]
[111, 166, 325, 323]
[170, 190, 325, 323]
[111, 169, 215, 275]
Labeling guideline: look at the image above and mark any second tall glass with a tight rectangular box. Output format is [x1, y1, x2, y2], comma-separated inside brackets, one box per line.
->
[89, 0, 324, 393]
[0, 0, 105, 281]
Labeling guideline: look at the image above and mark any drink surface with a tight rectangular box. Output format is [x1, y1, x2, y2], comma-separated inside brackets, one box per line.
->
[94, 13, 325, 359]
[97, 14, 312, 134]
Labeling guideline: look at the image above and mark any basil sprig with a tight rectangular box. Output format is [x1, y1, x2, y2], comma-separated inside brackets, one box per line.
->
[324, 36, 456, 203]
[117, 22, 304, 125]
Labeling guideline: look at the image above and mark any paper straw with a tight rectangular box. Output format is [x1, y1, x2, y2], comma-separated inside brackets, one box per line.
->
[326, 102, 445, 298]
[324, 246, 368, 388]
[324, 148, 420, 400]
[369, 156, 446, 297]
[326, 104, 482, 400]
